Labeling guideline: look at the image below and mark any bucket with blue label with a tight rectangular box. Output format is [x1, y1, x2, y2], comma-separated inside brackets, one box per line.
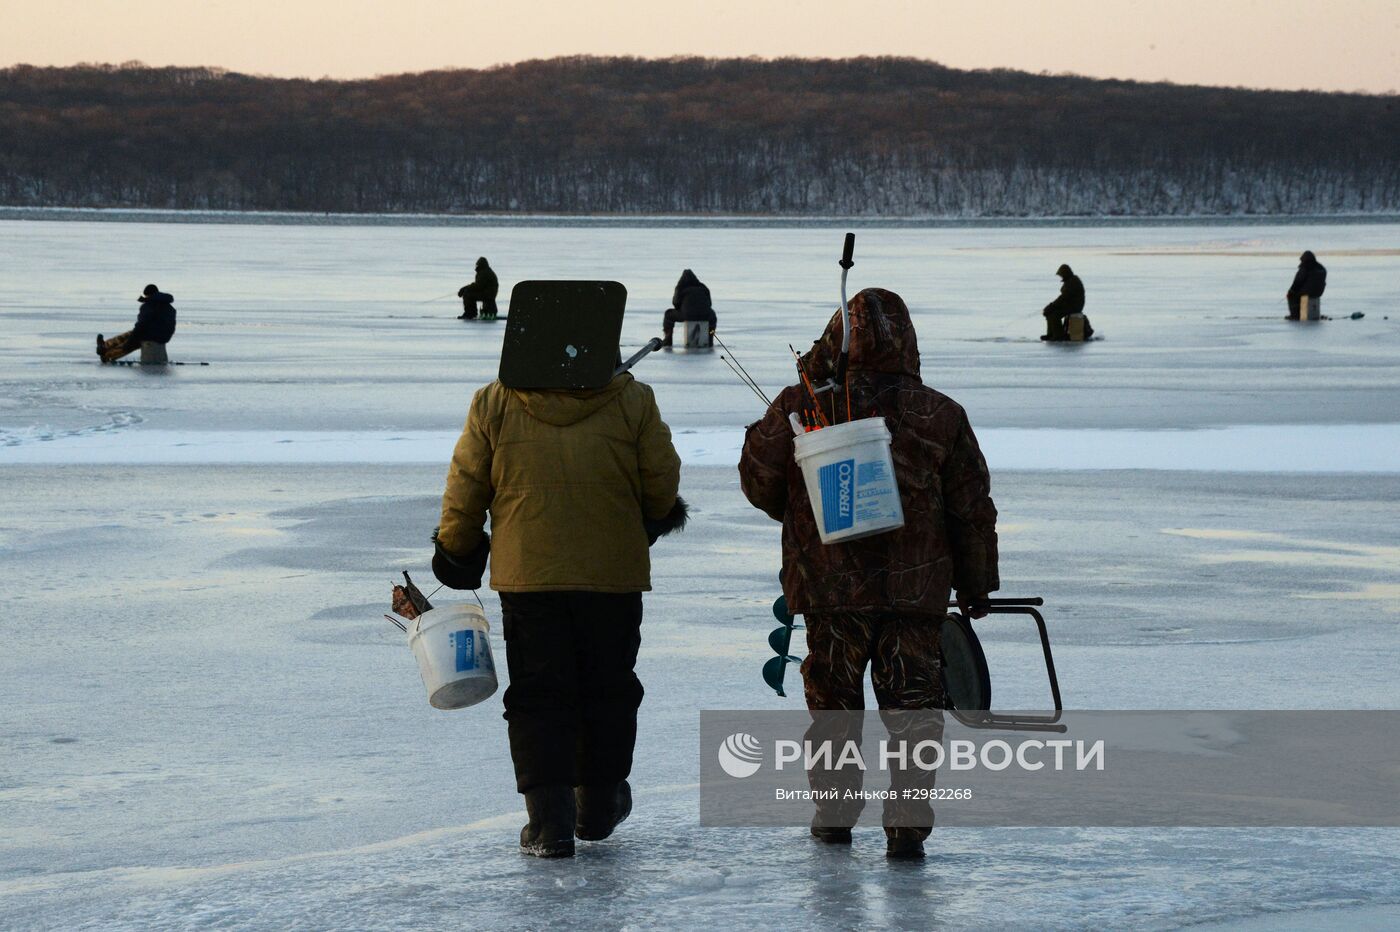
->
[793, 416, 904, 544]
[407, 604, 499, 710]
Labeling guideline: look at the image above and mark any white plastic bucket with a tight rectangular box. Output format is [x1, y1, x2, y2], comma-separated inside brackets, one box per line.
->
[792, 416, 904, 544]
[407, 604, 499, 710]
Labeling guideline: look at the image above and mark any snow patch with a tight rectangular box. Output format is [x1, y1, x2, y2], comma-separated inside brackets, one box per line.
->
[2, 424, 1399, 472]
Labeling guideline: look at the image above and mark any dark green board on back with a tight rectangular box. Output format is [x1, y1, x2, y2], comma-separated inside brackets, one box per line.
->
[499, 281, 627, 390]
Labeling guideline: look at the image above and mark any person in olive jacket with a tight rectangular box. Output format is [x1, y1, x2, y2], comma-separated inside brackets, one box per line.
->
[433, 364, 685, 858]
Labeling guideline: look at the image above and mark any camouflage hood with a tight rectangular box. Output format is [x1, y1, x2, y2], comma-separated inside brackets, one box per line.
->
[799, 288, 920, 383]
[739, 284, 1000, 616]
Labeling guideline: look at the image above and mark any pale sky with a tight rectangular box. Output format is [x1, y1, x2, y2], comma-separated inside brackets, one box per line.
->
[4, 0, 1398, 93]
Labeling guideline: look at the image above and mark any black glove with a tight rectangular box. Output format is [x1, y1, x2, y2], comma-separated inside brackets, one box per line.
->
[644, 496, 689, 546]
[957, 592, 991, 619]
[432, 531, 490, 590]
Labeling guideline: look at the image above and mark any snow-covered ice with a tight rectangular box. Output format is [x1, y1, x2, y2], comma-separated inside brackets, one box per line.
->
[2, 218, 1399, 929]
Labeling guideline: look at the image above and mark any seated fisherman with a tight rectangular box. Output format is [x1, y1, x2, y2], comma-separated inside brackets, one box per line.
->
[458, 257, 500, 320]
[1286, 251, 1327, 320]
[661, 269, 717, 347]
[1041, 264, 1087, 341]
[96, 284, 177, 363]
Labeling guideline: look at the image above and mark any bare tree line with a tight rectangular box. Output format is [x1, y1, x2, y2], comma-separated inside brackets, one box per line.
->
[1, 57, 1397, 215]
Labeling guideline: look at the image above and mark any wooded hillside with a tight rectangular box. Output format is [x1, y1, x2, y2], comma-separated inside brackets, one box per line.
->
[2, 57, 1397, 215]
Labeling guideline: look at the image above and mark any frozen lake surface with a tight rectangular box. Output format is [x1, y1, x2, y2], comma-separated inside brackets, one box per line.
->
[2, 219, 1399, 929]
[3, 218, 1400, 436]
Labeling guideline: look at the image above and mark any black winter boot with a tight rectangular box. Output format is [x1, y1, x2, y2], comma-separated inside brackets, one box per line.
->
[810, 825, 853, 845]
[520, 786, 576, 858]
[885, 826, 929, 860]
[575, 781, 632, 841]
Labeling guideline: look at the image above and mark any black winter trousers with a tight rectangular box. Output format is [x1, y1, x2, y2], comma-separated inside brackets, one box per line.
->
[661, 307, 717, 337]
[459, 291, 498, 319]
[499, 591, 645, 793]
[1043, 307, 1069, 340]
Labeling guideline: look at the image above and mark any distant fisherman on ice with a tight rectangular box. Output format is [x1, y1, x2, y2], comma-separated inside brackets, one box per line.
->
[458, 257, 500, 320]
[1041, 264, 1091, 342]
[660, 269, 717, 348]
[96, 284, 177, 363]
[1286, 251, 1327, 320]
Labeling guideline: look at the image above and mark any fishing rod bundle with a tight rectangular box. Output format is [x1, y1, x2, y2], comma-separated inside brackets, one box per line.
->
[716, 233, 905, 544]
[782, 234, 904, 543]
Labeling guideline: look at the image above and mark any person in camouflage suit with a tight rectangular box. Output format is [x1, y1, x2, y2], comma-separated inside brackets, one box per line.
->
[738, 287, 999, 859]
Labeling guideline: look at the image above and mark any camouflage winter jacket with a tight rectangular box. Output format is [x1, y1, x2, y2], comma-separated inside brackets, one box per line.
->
[738, 288, 998, 618]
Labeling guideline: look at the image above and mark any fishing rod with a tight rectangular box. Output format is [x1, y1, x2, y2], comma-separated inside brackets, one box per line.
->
[414, 291, 458, 305]
[788, 344, 828, 429]
[722, 355, 772, 407]
[710, 330, 772, 407]
[710, 331, 770, 404]
[715, 234, 857, 416]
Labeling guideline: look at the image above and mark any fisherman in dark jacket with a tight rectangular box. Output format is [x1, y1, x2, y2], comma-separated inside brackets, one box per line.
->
[739, 288, 999, 860]
[1286, 251, 1327, 320]
[660, 269, 717, 347]
[96, 284, 177, 363]
[1041, 264, 1086, 341]
[458, 257, 500, 320]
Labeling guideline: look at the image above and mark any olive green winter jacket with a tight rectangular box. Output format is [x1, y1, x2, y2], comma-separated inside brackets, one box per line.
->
[437, 373, 681, 592]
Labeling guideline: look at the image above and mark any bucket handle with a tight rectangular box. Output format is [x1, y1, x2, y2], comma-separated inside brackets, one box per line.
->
[385, 587, 485, 634]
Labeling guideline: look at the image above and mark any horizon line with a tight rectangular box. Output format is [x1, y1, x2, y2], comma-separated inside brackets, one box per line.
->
[4, 54, 1396, 99]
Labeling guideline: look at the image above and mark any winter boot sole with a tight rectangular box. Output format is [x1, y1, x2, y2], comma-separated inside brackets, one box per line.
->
[886, 846, 925, 860]
[885, 829, 928, 860]
[810, 826, 853, 845]
[519, 835, 576, 858]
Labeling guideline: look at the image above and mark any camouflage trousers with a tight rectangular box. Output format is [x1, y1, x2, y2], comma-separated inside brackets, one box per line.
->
[98, 330, 139, 363]
[801, 612, 945, 832]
